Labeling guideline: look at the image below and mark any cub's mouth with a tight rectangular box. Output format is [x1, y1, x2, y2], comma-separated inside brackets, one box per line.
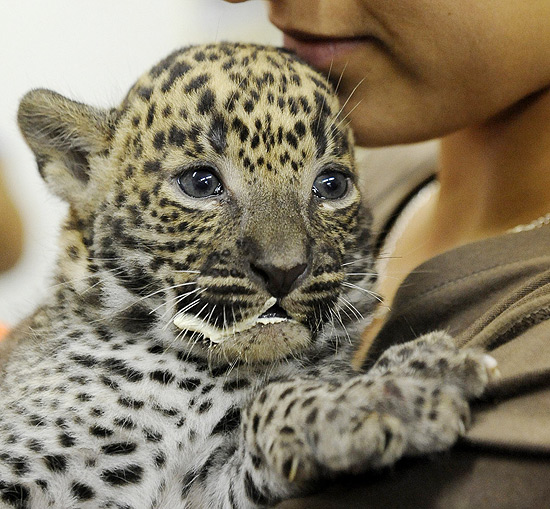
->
[172, 297, 295, 343]
[173, 297, 311, 363]
[256, 303, 290, 324]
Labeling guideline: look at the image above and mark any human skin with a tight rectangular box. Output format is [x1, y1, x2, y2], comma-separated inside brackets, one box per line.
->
[226, 0, 550, 145]
[225, 0, 550, 355]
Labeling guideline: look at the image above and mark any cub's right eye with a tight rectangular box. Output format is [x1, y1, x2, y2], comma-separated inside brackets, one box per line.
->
[177, 166, 224, 198]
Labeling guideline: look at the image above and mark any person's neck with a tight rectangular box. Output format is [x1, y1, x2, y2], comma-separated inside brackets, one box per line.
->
[354, 87, 550, 367]
[432, 86, 550, 254]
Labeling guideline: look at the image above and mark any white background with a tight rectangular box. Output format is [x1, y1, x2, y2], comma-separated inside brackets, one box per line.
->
[0, 0, 280, 324]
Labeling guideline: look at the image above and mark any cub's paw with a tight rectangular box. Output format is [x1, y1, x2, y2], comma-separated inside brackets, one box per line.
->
[243, 380, 407, 484]
[370, 331, 499, 398]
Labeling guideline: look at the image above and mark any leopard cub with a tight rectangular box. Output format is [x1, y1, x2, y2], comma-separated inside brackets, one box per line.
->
[0, 43, 496, 508]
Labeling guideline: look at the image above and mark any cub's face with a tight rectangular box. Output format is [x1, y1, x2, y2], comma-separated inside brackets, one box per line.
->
[18, 43, 374, 364]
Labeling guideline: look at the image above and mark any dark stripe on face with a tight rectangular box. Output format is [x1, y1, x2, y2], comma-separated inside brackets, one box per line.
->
[207, 113, 228, 155]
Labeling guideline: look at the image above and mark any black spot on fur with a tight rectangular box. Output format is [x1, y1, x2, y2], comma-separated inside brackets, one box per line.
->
[113, 416, 137, 429]
[285, 131, 298, 149]
[71, 354, 98, 368]
[0, 481, 30, 508]
[198, 89, 215, 114]
[143, 429, 163, 443]
[178, 378, 201, 391]
[212, 407, 241, 434]
[28, 415, 46, 427]
[252, 414, 260, 434]
[294, 120, 306, 138]
[147, 344, 165, 355]
[140, 190, 151, 208]
[207, 114, 227, 155]
[146, 103, 156, 128]
[103, 358, 143, 383]
[162, 61, 192, 92]
[71, 482, 95, 501]
[306, 408, 319, 424]
[244, 100, 254, 113]
[149, 370, 175, 385]
[222, 379, 250, 392]
[101, 375, 119, 390]
[154, 452, 166, 468]
[116, 304, 154, 334]
[153, 131, 166, 150]
[89, 425, 114, 438]
[27, 439, 44, 452]
[410, 360, 427, 371]
[59, 432, 76, 448]
[232, 118, 249, 143]
[143, 160, 161, 174]
[100, 464, 144, 486]
[251, 454, 263, 469]
[185, 73, 210, 92]
[198, 400, 213, 414]
[11, 457, 30, 476]
[284, 399, 297, 418]
[118, 396, 145, 410]
[43, 454, 67, 473]
[101, 442, 137, 455]
[168, 125, 187, 147]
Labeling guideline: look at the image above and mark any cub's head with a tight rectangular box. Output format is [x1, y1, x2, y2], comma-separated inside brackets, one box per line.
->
[18, 43, 375, 365]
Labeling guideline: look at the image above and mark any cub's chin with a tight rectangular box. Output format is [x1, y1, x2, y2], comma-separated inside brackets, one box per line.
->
[173, 311, 312, 364]
[207, 320, 312, 364]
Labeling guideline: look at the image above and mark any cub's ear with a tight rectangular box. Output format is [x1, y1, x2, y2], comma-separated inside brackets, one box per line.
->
[17, 89, 116, 203]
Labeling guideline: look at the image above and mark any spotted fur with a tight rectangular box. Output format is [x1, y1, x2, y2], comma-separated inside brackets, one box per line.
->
[1, 43, 495, 508]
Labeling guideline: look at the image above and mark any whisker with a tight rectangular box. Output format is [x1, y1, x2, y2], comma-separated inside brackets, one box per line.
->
[338, 295, 365, 321]
[334, 98, 363, 129]
[139, 281, 198, 306]
[46, 265, 125, 291]
[333, 60, 348, 94]
[165, 297, 203, 330]
[342, 281, 383, 303]
[331, 76, 366, 122]
[342, 258, 372, 267]
[153, 287, 202, 316]
[333, 304, 352, 345]
[345, 272, 377, 277]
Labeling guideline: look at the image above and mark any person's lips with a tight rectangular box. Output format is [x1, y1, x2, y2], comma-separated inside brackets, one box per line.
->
[283, 33, 373, 70]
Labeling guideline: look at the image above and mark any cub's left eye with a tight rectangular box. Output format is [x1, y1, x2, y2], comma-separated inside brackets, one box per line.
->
[312, 170, 350, 200]
[177, 166, 224, 198]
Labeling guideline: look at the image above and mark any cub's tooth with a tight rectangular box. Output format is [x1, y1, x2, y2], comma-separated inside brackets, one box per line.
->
[262, 297, 277, 313]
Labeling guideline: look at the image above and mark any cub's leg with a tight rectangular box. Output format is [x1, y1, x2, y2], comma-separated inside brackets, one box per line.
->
[242, 332, 497, 490]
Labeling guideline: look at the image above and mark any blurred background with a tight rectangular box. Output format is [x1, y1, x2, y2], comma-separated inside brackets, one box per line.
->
[0, 0, 280, 324]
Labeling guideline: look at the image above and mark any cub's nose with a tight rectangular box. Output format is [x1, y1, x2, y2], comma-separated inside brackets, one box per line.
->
[250, 262, 307, 298]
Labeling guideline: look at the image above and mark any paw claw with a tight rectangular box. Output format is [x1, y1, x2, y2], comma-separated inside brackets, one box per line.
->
[458, 419, 466, 436]
[287, 457, 300, 482]
[483, 354, 500, 380]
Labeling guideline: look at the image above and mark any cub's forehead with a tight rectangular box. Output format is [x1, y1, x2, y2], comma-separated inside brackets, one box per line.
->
[112, 43, 352, 181]
[124, 43, 340, 116]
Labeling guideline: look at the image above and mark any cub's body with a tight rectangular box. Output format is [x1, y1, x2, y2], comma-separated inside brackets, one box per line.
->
[0, 43, 493, 508]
